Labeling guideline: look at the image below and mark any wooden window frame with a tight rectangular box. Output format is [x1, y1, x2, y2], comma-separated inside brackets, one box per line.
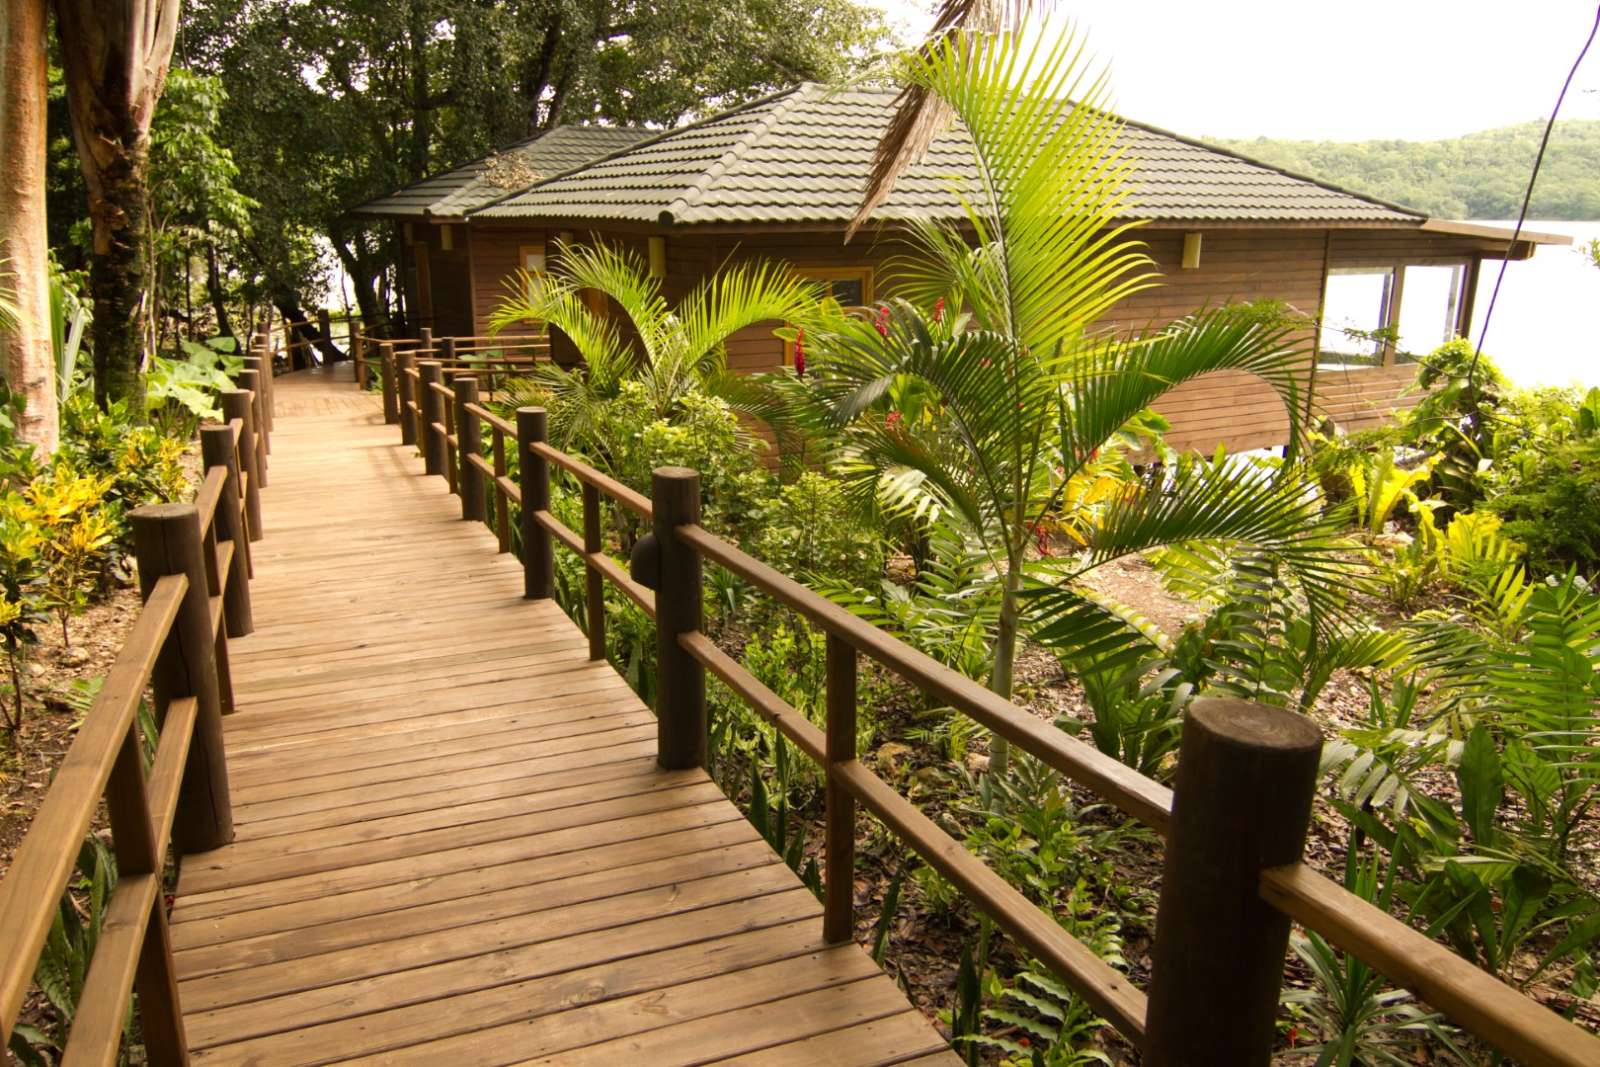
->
[1318, 258, 1471, 368]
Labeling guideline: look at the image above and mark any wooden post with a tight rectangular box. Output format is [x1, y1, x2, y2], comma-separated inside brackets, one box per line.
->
[517, 408, 553, 599]
[397, 349, 417, 446]
[1144, 697, 1323, 1067]
[244, 349, 273, 435]
[492, 425, 510, 552]
[419, 326, 433, 363]
[440, 335, 456, 369]
[824, 633, 857, 943]
[454, 376, 484, 521]
[238, 369, 268, 487]
[103, 728, 187, 1067]
[130, 504, 234, 854]
[352, 320, 366, 386]
[220, 391, 262, 543]
[380, 341, 398, 424]
[419, 361, 445, 476]
[201, 425, 253, 637]
[582, 481, 605, 661]
[651, 466, 704, 770]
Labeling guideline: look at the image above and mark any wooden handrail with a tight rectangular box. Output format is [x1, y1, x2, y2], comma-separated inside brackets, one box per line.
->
[392, 381, 1600, 1066]
[0, 382, 268, 1063]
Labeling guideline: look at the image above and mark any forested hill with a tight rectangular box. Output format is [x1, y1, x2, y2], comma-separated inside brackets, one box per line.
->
[1213, 120, 1600, 220]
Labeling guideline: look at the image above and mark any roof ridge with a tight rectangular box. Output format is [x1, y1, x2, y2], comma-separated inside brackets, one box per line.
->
[662, 85, 810, 223]
[469, 87, 804, 218]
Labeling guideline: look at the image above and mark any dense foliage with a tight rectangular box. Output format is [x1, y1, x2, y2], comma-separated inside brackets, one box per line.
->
[1215, 119, 1600, 219]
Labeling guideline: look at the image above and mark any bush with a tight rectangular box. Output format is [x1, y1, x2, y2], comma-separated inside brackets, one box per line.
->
[1490, 436, 1600, 573]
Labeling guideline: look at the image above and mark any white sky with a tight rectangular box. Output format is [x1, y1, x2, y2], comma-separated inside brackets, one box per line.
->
[872, 1, 1600, 141]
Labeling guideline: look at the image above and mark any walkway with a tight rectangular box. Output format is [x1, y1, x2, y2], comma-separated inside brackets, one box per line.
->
[167, 366, 957, 1065]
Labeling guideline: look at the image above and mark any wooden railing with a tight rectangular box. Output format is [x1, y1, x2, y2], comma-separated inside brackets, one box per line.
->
[0, 377, 271, 1066]
[391, 356, 1600, 1067]
[353, 326, 550, 395]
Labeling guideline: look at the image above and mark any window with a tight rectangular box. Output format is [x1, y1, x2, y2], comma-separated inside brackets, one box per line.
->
[1395, 264, 1466, 360]
[799, 266, 872, 310]
[1319, 268, 1393, 365]
[786, 267, 873, 367]
[1318, 261, 1470, 367]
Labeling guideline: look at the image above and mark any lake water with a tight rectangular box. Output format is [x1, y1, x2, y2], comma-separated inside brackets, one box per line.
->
[1466, 220, 1600, 389]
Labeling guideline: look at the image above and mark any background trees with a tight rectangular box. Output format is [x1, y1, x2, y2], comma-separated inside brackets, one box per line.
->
[177, 0, 889, 341]
[1216, 120, 1600, 219]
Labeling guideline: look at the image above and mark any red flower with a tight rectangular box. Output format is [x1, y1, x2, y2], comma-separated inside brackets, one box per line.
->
[979, 357, 991, 369]
[875, 304, 890, 337]
[885, 410, 903, 430]
[933, 296, 945, 322]
[793, 328, 806, 378]
[1030, 522, 1052, 557]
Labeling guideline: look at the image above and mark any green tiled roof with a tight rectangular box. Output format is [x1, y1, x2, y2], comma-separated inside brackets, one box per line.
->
[473, 84, 1423, 226]
[349, 125, 652, 220]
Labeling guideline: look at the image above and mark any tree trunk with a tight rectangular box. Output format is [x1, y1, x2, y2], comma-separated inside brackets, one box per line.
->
[85, 153, 151, 409]
[206, 241, 236, 344]
[53, 0, 181, 411]
[987, 569, 1021, 776]
[273, 294, 344, 366]
[0, 0, 59, 451]
[332, 234, 391, 337]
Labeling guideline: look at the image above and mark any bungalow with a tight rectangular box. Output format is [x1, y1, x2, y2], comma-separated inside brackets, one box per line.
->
[349, 124, 652, 338]
[357, 84, 1568, 453]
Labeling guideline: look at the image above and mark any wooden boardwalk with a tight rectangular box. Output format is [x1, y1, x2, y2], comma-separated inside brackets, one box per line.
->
[167, 367, 957, 1066]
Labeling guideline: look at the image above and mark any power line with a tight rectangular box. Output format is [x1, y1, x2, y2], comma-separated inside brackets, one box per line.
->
[1466, 3, 1600, 391]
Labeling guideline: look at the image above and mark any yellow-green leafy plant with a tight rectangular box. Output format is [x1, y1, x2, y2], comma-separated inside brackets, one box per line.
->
[1349, 450, 1437, 539]
[17, 464, 117, 648]
[0, 505, 44, 734]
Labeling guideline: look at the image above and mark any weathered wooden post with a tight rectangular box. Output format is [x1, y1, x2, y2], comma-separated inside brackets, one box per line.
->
[824, 634, 857, 943]
[397, 349, 417, 445]
[517, 407, 553, 599]
[380, 341, 399, 424]
[418, 361, 445, 476]
[200, 425, 253, 637]
[440, 334, 456, 369]
[238, 368, 269, 488]
[419, 326, 433, 362]
[130, 504, 234, 853]
[651, 467, 705, 771]
[582, 482, 605, 661]
[454, 375, 484, 522]
[1144, 697, 1323, 1067]
[220, 391, 262, 542]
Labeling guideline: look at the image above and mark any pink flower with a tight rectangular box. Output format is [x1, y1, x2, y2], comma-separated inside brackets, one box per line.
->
[933, 296, 945, 322]
[885, 411, 903, 430]
[793, 328, 806, 378]
[875, 304, 890, 337]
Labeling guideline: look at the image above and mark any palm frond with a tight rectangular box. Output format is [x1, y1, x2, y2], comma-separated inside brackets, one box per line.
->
[547, 240, 669, 350]
[1059, 457, 1359, 632]
[906, 15, 1158, 355]
[1061, 309, 1314, 475]
[846, 0, 1020, 240]
[674, 259, 821, 372]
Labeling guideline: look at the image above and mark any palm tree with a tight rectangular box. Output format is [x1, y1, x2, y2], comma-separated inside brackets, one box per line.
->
[807, 17, 1353, 770]
[489, 240, 818, 463]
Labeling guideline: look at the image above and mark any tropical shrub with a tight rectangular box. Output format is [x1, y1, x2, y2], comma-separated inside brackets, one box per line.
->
[1490, 436, 1600, 572]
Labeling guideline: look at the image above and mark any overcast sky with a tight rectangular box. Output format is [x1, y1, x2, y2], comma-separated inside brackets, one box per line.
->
[873, 1, 1600, 141]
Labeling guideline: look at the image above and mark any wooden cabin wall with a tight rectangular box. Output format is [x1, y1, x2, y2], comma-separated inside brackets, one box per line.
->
[459, 221, 1507, 454]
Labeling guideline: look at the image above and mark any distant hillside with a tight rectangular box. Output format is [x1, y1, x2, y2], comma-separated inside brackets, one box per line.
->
[1213, 120, 1600, 220]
